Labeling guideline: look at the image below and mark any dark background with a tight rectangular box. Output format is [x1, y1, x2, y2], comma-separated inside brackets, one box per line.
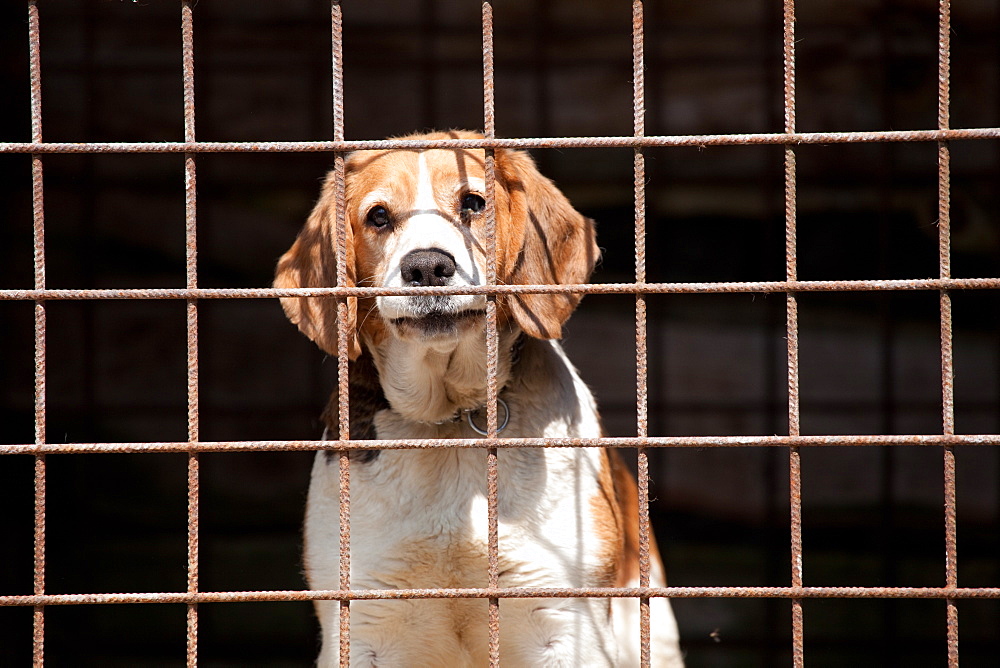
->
[1, 1, 998, 666]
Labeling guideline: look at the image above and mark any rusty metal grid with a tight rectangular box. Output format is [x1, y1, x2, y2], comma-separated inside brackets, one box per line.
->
[2, 1, 1000, 667]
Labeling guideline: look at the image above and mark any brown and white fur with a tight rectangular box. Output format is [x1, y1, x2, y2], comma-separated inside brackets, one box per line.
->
[275, 131, 683, 667]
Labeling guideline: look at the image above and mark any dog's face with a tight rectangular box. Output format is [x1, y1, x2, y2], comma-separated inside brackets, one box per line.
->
[275, 131, 598, 358]
[349, 142, 512, 344]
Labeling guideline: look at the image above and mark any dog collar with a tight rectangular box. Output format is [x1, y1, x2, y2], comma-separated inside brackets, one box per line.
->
[463, 398, 510, 435]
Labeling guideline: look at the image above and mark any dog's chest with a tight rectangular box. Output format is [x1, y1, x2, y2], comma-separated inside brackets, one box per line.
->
[306, 342, 609, 592]
[346, 446, 539, 587]
[315, 436, 606, 593]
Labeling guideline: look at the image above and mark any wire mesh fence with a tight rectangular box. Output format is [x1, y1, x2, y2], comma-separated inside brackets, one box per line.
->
[2, 1, 999, 666]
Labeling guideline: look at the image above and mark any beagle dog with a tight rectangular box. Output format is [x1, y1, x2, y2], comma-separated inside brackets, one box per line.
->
[275, 131, 683, 667]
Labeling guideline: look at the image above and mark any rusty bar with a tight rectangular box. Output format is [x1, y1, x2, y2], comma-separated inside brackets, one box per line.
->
[2, 433, 1000, 457]
[3, 586, 999, 608]
[28, 1, 46, 663]
[936, 1, 959, 664]
[2, 127, 999, 155]
[631, 2, 651, 665]
[180, 1, 200, 665]
[481, 3, 501, 665]
[5, 277, 1000, 302]
[782, 1, 805, 665]
[328, 3, 351, 666]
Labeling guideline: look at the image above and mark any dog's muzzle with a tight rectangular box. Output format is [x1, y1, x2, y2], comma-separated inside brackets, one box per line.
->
[380, 247, 486, 333]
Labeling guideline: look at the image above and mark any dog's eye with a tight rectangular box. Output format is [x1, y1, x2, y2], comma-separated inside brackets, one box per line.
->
[366, 205, 391, 229]
[460, 193, 486, 216]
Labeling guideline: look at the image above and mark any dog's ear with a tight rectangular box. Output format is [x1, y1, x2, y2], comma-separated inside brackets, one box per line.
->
[498, 148, 599, 339]
[274, 171, 362, 359]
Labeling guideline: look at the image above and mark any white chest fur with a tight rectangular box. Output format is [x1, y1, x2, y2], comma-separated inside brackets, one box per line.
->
[304, 340, 621, 666]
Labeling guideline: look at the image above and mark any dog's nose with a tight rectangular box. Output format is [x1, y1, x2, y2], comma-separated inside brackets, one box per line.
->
[399, 248, 456, 287]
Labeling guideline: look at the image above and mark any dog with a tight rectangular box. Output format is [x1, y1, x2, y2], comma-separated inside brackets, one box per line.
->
[275, 131, 683, 667]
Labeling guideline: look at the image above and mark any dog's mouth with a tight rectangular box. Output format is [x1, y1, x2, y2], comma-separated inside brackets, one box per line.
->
[390, 308, 485, 337]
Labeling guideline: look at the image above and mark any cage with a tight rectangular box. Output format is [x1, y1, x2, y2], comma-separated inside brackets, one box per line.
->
[1, 1, 999, 666]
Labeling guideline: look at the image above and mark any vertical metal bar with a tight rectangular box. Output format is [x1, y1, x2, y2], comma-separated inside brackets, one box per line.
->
[28, 2, 46, 664]
[936, 1, 959, 664]
[782, 2, 805, 666]
[481, 4, 501, 666]
[631, 2, 651, 666]
[330, 3, 351, 666]
[762, 2, 786, 659]
[181, 2, 199, 665]
[531, 0, 553, 148]
[418, 0, 437, 130]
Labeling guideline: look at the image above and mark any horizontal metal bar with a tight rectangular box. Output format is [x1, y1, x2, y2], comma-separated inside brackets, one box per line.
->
[2, 278, 999, 302]
[0, 128, 998, 155]
[2, 586, 997, 607]
[3, 434, 997, 456]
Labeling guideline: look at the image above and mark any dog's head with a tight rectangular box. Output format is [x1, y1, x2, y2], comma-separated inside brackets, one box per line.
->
[274, 130, 598, 359]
